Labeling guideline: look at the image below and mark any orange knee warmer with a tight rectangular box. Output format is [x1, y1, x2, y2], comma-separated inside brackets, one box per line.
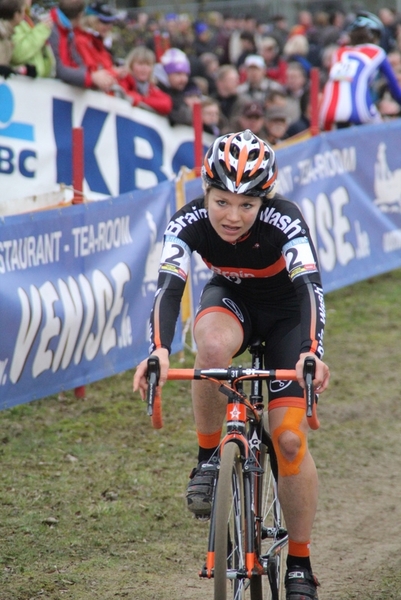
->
[271, 407, 306, 477]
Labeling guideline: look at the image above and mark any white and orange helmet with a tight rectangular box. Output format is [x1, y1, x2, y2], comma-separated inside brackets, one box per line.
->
[202, 129, 277, 197]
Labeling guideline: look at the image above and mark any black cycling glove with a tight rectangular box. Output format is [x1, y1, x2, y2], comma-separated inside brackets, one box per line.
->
[0, 65, 15, 79]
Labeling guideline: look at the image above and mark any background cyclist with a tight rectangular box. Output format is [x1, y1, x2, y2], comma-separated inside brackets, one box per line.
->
[320, 10, 401, 130]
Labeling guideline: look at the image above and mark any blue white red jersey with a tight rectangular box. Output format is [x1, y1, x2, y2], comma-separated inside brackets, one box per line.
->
[319, 43, 401, 130]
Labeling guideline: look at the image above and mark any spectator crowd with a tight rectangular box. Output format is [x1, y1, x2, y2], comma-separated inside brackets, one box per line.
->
[1, 0, 401, 144]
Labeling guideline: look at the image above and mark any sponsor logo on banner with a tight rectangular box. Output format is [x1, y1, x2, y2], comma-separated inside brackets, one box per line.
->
[0, 83, 36, 178]
[374, 143, 401, 215]
[0, 79, 213, 206]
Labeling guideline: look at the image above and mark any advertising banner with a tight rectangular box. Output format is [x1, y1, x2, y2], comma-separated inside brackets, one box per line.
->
[0, 77, 212, 208]
[1, 107, 401, 408]
[0, 183, 180, 409]
[276, 121, 401, 292]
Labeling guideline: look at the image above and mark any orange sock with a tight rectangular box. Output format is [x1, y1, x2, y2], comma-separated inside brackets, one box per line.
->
[288, 539, 311, 558]
[197, 429, 222, 449]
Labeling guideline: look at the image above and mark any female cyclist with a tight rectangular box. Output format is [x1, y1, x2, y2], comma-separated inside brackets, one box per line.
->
[134, 130, 330, 600]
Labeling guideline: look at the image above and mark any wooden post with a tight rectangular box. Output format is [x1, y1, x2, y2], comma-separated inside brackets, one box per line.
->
[310, 67, 320, 136]
[72, 127, 86, 399]
[192, 102, 203, 176]
[72, 127, 84, 203]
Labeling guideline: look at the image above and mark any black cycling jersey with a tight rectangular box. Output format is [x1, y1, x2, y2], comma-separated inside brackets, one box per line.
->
[149, 193, 325, 359]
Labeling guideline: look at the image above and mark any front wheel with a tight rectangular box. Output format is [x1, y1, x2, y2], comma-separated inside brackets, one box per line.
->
[214, 441, 248, 600]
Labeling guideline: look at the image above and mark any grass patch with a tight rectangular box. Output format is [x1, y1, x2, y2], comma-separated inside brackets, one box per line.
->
[1, 268, 401, 600]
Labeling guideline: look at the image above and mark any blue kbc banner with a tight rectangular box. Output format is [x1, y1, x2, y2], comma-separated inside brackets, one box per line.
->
[0, 184, 181, 409]
[0, 77, 213, 209]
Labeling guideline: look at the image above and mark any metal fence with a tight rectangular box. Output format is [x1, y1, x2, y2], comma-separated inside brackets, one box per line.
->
[123, 0, 400, 22]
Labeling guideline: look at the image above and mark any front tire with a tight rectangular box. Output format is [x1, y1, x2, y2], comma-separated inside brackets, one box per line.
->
[214, 441, 247, 600]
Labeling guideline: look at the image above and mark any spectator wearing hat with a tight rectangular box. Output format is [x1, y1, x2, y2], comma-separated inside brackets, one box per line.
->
[154, 47, 200, 126]
[264, 105, 290, 145]
[264, 87, 290, 113]
[193, 21, 215, 57]
[73, 1, 128, 88]
[81, 2, 121, 56]
[49, 0, 116, 91]
[227, 99, 268, 138]
[237, 53, 285, 105]
[118, 45, 172, 115]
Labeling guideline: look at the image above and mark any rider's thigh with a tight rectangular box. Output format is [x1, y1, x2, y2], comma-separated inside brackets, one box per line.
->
[194, 311, 244, 366]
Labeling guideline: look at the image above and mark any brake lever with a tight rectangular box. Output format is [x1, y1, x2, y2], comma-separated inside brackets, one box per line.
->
[146, 355, 160, 417]
[303, 357, 316, 418]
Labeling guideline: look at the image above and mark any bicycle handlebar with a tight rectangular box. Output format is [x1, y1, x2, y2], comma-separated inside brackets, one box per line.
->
[146, 357, 320, 430]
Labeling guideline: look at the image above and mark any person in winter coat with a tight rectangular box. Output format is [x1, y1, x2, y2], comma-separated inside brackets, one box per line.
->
[73, 2, 125, 80]
[0, 0, 39, 78]
[48, 0, 116, 91]
[118, 45, 172, 115]
[10, 0, 55, 77]
[153, 47, 200, 126]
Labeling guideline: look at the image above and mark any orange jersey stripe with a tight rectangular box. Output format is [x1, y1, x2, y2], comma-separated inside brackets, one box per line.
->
[203, 255, 285, 279]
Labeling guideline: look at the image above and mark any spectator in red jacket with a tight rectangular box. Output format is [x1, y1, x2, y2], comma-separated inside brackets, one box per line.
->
[74, 2, 122, 74]
[48, 0, 116, 91]
[119, 45, 173, 115]
[259, 36, 287, 86]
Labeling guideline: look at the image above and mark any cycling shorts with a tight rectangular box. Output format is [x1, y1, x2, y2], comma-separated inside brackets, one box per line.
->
[195, 281, 304, 403]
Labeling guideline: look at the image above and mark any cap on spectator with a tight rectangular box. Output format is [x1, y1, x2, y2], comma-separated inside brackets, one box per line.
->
[184, 81, 203, 97]
[242, 101, 265, 118]
[244, 54, 266, 69]
[265, 106, 289, 121]
[86, 2, 119, 22]
[195, 21, 209, 35]
[161, 48, 191, 75]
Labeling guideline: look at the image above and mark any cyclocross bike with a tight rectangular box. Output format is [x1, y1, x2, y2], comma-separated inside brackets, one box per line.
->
[146, 341, 319, 600]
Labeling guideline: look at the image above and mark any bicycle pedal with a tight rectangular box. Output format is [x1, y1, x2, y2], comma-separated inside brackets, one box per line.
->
[194, 513, 210, 522]
[261, 525, 288, 539]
